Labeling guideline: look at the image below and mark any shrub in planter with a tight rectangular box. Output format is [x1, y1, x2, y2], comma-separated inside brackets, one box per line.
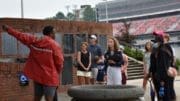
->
[135, 50, 143, 61]
[124, 46, 143, 61]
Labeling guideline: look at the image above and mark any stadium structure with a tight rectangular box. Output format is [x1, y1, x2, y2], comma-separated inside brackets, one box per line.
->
[96, 0, 180, 58]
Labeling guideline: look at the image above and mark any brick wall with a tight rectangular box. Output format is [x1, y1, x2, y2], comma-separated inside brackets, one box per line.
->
[0, 63, 33, 101]
[0, 18, 112, 34]
[0, 18, 112, 100]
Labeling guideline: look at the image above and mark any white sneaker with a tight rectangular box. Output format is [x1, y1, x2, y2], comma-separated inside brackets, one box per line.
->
[139, 97, 145, 101]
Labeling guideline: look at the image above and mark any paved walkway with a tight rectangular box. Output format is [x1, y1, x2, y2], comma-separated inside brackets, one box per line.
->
[43, 76, 180, 101]
[128, 76, 180, 101]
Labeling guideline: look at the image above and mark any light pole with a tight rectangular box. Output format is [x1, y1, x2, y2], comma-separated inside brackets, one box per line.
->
[66, 5, 70, 14]
[21, 0, 24, 18]
[103, 0, 108, 23]
[73, 5, 77, 21]
[66, 5, 70, 20]
[95, 7, 98, 22]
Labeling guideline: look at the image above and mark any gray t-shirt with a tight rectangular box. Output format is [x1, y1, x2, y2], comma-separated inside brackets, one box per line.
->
[88, 44, 102, 68]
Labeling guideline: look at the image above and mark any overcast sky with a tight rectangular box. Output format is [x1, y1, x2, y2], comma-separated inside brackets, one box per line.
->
[0, 0, 104, 19]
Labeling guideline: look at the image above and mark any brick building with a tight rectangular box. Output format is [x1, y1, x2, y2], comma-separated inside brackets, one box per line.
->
[0, 18, 112, 100]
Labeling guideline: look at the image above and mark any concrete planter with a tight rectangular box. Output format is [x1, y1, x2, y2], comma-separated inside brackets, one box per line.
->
[68, 85, 144, 101]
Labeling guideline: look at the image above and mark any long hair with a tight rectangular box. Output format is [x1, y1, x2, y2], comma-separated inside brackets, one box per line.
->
[145, 41, 152, 52]
[107, 36, 120, 52]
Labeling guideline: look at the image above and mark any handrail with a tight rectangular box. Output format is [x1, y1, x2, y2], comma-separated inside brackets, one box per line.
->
[128, 56, 143, 65]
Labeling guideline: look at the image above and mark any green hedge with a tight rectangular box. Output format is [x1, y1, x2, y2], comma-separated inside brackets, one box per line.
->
[123, 46, 180, 70]
[124, 46, 143, 61]
[176, 59, 180, 70]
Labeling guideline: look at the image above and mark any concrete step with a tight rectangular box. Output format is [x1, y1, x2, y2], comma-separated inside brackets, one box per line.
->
[128, 64, 143, 67]
[127, 69, 143, 73]
[128, 60, 141, 63]
[128, 59, 135, 62]
[128, 72, 144, 77]
[127, 67, 143, 71]
[127, 75, 144, 80]
[128, 61, 137, 64]
[126, 57, 144, 80]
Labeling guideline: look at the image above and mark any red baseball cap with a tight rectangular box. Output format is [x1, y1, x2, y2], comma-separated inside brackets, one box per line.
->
[152, 30, 165, 43]
[152, 30, 165, 37]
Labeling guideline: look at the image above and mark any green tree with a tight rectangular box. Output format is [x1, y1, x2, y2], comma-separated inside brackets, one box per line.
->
[67, 12, 75, 21]
[54, 11, 66, 19]
[83, 6, 96, 22]
[116, 21, 135, 45]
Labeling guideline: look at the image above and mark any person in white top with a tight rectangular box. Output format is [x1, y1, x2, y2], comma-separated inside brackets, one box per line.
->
[143, 41, 152, 90]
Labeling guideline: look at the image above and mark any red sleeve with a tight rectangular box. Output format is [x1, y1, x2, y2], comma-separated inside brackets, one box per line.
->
[7, 27, 38, 46]
[53, 44, 64, 73]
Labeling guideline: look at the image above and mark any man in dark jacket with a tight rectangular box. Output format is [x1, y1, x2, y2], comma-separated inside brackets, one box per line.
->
[150, 30, 176, 101]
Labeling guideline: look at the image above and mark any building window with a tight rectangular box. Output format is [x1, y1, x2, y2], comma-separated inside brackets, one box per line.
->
[18, 42, 29, 57]
[61, 56, 73, 85]
[63, 34, 74, 54]
[98, 35, 107, 53]
[1, 32, 17, 55]
[55, 33, 62, 45]
[75, 34, 87, 52]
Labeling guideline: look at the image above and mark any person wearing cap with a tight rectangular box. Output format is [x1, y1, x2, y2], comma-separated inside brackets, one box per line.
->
[88, 34, 103, 84]
[149, 30, 176, 100]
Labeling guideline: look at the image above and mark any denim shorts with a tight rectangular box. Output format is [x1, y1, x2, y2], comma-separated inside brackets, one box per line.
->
[34, 82, 57, 97]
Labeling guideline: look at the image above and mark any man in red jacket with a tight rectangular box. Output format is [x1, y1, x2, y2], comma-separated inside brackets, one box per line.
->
[2, 25, 64, 101]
